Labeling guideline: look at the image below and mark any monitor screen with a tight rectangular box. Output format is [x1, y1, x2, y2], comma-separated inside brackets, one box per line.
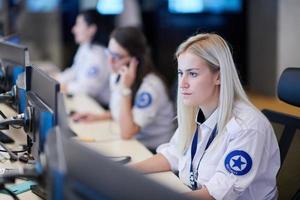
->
[57, 92, 76, 137]
[24, 66, 60, 159]
[26, 91, 55, 159]
[96, 0, 123, 15]
[0, 41, 29, 111]
[0, 41, 29, 67]
[1, 34, 21, 45]
[168, 0, 242, 14]
[26, 66, 60, 123]
[44, 127, 193, 200]
[26, 0, 59, 12]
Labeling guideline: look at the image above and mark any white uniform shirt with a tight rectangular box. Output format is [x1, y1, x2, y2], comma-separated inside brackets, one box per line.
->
[109, 73, 175, 149]
[57, 43, 110, 105]
[157, 101, 280, 200]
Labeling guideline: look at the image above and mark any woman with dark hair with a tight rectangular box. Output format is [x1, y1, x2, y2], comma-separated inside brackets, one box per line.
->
[72, 27, 175, 151]
[57, 9, 110, 107]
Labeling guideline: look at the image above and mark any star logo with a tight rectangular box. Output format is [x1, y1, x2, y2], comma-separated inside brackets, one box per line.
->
[224, 150, 252, 176]
[231, 156, 247, 171]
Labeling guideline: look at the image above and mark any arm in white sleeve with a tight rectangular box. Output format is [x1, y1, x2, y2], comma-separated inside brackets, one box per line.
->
[56, 66, 77, 84]
[156, 129, 182, 171]
[132, 80, 161, 128]
[204, 129, 268, 200]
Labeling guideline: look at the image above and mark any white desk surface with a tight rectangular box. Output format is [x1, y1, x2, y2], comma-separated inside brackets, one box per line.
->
[0, 103, 41, 200]
[67, 94, 190, 193]
[0, 93, 190, 199]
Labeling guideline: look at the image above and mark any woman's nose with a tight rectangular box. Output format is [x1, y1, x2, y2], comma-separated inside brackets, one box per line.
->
[107, 54, 114, 63]
[71, 25, 76, 34]
[179, 75, 189, 88]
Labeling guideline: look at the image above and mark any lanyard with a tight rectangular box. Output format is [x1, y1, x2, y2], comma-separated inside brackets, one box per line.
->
[189, 124, 217, 190]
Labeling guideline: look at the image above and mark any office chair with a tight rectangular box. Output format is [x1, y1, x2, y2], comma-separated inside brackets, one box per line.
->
[261, 67, 300, 200]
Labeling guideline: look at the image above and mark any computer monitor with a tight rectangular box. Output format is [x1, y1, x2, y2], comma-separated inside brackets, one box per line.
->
[44, 127, 192, 200]
[0, 41, 29, 112]
[26, 0, 59, 12]
[0, 41, 29, 67]
[25, 66, 60, 159]
[96, 0, 124, 15]
[0, 42, 30, 143]
[168, 0, 243, 14]
[57, 92, 76, 137]
[26, 66, 59, 123]
[0, 34, 21, 45]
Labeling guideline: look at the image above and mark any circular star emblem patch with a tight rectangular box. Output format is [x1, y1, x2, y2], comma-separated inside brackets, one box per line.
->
[134, 92, 152, 108]
[224, 150, 252, 176]
[87, 66, 99, 77]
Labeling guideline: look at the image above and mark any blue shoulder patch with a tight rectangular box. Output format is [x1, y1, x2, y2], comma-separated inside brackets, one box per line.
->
[87, 66, 99, 77]
[224, 150, 252, 176]
[134, 92, 152, 108]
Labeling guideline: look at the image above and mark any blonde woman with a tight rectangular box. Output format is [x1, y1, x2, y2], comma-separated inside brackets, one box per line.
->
[132, 33, 280, 200]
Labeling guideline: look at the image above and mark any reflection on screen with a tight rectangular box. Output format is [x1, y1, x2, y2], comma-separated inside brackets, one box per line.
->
[168, 0, 242, 14]
[96, 0, 123, 15]
[169, 0, 204, 13]
[4, 35, 20, 45]
[26, 0, 59, 12]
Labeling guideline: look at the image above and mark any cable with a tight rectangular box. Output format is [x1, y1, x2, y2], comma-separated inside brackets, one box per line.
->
[0, 141, 18, 161]
[0, 118, 24, 127]
[0, 110, 7, 119]
[0, 146, 30, 154]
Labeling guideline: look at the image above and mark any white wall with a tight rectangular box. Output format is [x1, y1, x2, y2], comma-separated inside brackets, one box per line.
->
[248, 0, 300, 96]
[278, 0, 300, 80]
[248, 0, 278, 96]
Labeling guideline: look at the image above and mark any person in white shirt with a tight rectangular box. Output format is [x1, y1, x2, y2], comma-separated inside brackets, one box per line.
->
[72, 27, 175, 151]
[56, 9, 110, 107]
[132, 33, 280, 200]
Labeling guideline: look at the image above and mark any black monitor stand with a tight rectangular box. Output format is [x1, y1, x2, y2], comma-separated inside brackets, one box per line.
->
[0, 130, 14, 143]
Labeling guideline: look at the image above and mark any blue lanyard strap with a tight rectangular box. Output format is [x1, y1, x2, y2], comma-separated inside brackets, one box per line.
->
[189, 124, 217, 190]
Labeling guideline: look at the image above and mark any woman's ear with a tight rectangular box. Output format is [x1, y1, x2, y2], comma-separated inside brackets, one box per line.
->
[88, 24, 97, 37]
[215, 71, 221, 85]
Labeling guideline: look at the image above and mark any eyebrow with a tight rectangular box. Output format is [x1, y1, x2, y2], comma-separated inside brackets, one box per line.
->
[178, 68, 201, 72]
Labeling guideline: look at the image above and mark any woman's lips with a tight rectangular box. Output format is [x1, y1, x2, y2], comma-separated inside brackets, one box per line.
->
[181, 92, 192, 96]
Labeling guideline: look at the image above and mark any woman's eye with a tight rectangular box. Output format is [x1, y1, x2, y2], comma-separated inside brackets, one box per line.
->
[190, 72, 198, 77]
[178, 71, 183, 77]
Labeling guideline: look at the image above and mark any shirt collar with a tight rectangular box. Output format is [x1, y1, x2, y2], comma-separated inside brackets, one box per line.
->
[195, 107, 219, 130]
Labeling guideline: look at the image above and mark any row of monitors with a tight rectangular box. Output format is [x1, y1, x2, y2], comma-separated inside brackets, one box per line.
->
[0, 40, 60, 159]
[25, 0, 242, 14]
[0, 40, 192, 200]
[43, 125, 192, 200]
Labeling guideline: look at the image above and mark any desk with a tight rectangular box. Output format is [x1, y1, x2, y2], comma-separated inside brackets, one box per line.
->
[67, 94, 190, 193]
[0, 103, 40, 200]
[0, 92, 190, 199]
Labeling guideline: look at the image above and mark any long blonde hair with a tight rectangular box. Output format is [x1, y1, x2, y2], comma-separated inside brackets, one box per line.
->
[176, 33, 252, 153]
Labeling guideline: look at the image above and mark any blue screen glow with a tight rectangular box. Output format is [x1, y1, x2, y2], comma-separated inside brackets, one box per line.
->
[168, 0, 242, 14]
[26, 0, 60, 12]
[97, 0, 123, 15]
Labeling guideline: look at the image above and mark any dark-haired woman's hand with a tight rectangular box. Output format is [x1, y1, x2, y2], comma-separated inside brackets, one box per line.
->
[119, 57, 138, 88]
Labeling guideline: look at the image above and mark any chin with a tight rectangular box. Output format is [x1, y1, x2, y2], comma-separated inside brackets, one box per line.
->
[182, 99, 197, 107]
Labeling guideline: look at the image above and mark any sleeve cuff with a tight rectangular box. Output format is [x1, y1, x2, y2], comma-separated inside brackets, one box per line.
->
[157, 143, 179, 171]
[133, 114, 153, 128]
[204, 173, 238, 200]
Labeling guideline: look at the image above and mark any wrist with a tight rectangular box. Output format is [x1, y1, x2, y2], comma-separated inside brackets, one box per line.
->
[120, 86, 132, 96]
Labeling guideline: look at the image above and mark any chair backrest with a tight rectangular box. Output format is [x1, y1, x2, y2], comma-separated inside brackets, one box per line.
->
[261, 67, 300, 200]
[277, 67, 300, 107]
[262, 67, 300, 164]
